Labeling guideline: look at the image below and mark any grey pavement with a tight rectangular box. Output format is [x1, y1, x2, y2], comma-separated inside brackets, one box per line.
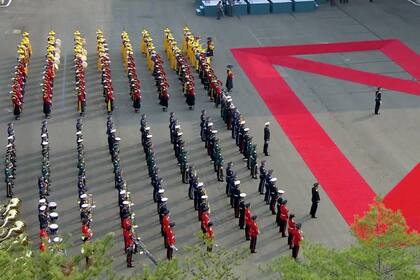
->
[0, 0, 419, 277]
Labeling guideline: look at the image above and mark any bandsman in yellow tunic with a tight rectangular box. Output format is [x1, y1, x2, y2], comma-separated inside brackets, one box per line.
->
[182, 26, 190, 54]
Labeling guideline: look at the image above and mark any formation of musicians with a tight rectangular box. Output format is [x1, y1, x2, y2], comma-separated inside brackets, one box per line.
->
[5, 123, 16, 198]
[11, 32, 31, 120]
[141, 30, 170, 111]
[75, 119, 94, 264]
[37, 120, 63, 252]
[41, 31, 61, 119]
[140, 114, 177, 260]
[74, 31, 88, 116]
[164, 28, 196, 110]
[96, 30, 114, 114]
[121, 31, 142, 113]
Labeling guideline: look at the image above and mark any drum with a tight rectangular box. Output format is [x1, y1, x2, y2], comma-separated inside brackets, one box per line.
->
[48, 201, 57, 211]
[49, 212, 58, 222]
[49, 223, 59, 235]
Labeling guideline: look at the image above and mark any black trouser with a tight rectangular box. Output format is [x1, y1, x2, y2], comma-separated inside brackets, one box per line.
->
[167, 247, 173, 260]
[375, 101, 381, 114]
[292, 245, 300, 259]
[264, 187, 270, 204]
[250, 236, 257, 252]
[259, 178, 265, 194]
[126, 251, 133, 267]
[310, 202, 318, 217]
[279, 220, 287, 237]
[245, 224, 250, 240]
[288, 234, 293, 249]
[263, 141, 269, 155]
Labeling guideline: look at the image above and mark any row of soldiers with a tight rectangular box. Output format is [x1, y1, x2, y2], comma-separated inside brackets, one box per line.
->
[141, 30, 170, 111]
[121, 32, 141, 113]
[140, 114, 176, 260]
[215, 83, 304, 257]
[106, 116, 143, 267]
[164, 28, 195, 110]
[96, 30, 114, 114]
[199, 111, 225, 181]
[75, 119, 94, 262]
[42, 31, 61, 119]
[74, 31, 88, 116]
[37, 120, 63, 252]
[182, 27, 224, 105]
[220, 98, 259, 178]
[168, 115, 216, 251]
[168, 113, 189, 183]
[5, 123, 16, 198]
[11, 32, 31, 120]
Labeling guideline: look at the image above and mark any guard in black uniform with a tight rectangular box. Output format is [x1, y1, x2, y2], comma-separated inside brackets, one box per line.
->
[374, 87, 382, 115]
[310, 182, 320, 218]
[263, 122, 270, 156]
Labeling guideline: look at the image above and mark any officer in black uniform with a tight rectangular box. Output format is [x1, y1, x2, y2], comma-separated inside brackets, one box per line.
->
[374, 87, 382, 115]
[310, 182, 320, 218]
[258, 160, 267, 194]
[263, 122, 270, 156]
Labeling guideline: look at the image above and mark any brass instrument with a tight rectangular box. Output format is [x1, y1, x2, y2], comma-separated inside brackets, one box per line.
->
[0, 209, 18, 228]
[0, 197, 21, 217]
[0, 220, 25, 242]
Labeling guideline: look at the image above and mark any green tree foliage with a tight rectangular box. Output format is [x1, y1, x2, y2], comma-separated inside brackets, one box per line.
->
[268, 201, 420, 280]
[0, 233, 116, 280]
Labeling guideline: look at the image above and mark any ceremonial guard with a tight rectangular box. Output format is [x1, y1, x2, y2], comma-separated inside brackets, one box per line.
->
[259, 160, 267, 194]
[121, 31, 142, 113]
[206, 37, 215, 62]
[42, 31, 61, 119]
[74, 31, 88, 116]
[11, 32, 31, 120]
[292, 223, 303, 259]
[279, 200, 289, 237]
[249, 215, 259, 253]
[263, 122, 270, 156]
[225, 65, 234, 93]
[96, 30, 114, 114]
[374, 87, 382, 115]
[310, 182, 320, 218]
[287, 214, 296, 249]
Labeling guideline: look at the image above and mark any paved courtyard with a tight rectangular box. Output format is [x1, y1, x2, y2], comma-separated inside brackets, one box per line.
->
[1, 0, 419, 277]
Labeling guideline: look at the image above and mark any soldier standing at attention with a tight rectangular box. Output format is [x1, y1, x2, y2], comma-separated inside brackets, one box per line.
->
[310, 182, 320, 218]
[374, 87, 382, 115]
[249, 215, 260, 253]
[263, 122, 270, 156]
[225, 65, 234, 93]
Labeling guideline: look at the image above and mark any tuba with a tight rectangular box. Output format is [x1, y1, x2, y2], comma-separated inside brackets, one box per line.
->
[1, 197, 21, 217]
[0, 209, 18, 228]
[0, 220, 25, 242]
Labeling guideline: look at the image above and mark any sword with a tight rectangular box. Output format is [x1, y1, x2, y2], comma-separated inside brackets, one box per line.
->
[135, 238, 158, 266]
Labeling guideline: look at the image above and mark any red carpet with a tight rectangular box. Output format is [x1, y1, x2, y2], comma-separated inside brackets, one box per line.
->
[231, 39, 420, 230]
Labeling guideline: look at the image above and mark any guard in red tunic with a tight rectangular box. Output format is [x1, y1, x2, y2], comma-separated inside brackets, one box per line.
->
[123, 225, 135, 267]
[279, 199, 289, 237]
[165, 222, 176, 260]
[39, 228, 48, 252]
[81, 219, 92, 242]
[287, 214, 296, 249]
[225, 65, 234, 93]
[244, 203, 252, 240]
[292, 223, 303, 259]
[185, 81, 195, 110]
[249, 215, 259, 253]
[205, 221, 214, 252]
[159, 86, 169, 111]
